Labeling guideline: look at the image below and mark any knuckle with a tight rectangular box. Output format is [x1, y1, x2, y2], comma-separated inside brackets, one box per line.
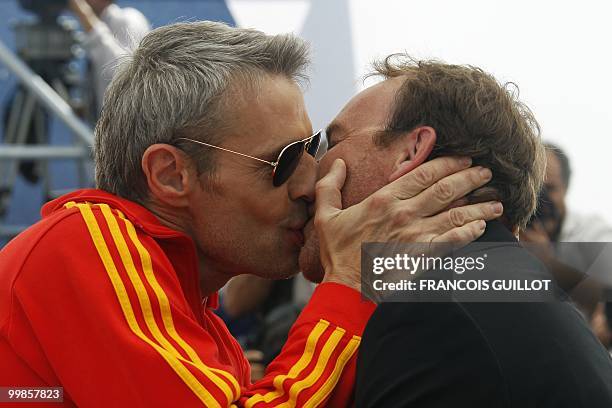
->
[367, 192, 392, 211]
[448, 208, 466, 227]
[392, 208, 411, 228]
[449, 223, 481, 243]
[315, 181, 329, 195]
[315, 177, 328, 189]
[443, 157, 458, 173]
[454, 228, 472, 243]
[447, 228, 462, 241]
[470, 167, 484, 185]
[412, 166, 434, 188]
[433, 180, 454, 202]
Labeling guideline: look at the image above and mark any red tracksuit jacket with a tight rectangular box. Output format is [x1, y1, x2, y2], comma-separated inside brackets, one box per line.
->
[0, 189, 376, 407]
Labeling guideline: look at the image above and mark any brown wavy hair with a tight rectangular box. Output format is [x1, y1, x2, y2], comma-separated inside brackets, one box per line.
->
[372, 54, 546, 229]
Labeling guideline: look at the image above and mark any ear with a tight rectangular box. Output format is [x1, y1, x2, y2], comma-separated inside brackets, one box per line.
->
[142, 144, 194, 207]
[388, 126, 436, 182]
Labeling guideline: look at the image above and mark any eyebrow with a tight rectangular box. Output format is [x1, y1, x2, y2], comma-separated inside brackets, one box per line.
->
[262, 132, 313, 162]
[265, 141, 289, 161]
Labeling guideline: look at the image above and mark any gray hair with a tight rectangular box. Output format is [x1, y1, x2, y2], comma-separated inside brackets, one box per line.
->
[94, 21, 310, 202]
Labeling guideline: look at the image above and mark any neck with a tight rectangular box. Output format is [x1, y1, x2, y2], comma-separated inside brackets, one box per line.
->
[145, 201, 233, 297]
[196, 250, 234, 297]
[146, 200, 190, 234]
[498, 215, 519, 237]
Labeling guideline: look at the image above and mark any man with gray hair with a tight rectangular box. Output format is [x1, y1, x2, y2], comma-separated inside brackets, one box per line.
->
[0, 23, 500, 406]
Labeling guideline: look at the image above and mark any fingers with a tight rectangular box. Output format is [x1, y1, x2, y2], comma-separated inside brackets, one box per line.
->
[314, 159, 346, 226]
[390, 202, 500, 248]
[431, 219, 487, 248]
[430, 201, 503, 232]
[383, 156, 472, 200]
[411, 166, 493, 216]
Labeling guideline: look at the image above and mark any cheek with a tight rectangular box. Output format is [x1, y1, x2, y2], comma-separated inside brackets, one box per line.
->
[243, 188, 290, 226]
[205, 180, 290, 231]
[342, 168, 375, 207]
[318, 149, 342, 178]
[318, 147, 390, 207]
[343, 153, 390, 208]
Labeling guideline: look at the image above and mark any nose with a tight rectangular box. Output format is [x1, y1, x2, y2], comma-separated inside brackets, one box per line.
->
[287, 153, 317, 203]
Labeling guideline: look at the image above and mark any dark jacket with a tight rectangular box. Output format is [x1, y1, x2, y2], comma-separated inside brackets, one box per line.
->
[356, 221, 612, 408]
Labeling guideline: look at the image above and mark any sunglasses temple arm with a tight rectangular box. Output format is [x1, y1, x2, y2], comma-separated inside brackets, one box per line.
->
[220, 148, 277, 167]
[178, 138, 277, 167]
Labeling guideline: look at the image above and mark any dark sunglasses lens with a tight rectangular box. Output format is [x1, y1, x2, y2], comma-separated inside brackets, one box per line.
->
[306, 131, 321, 157]
[273, 142, 304, 186]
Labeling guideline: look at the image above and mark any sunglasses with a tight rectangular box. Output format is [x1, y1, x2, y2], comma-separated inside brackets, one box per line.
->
[176, 129, 324, 187]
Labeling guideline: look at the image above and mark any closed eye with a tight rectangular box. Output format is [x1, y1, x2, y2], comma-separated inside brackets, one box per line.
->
[324, 124, 339, 151]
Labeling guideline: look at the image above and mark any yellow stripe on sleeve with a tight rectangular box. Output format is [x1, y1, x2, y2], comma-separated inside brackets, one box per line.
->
[275, 327, 346, 408]
[245, 319, 330, 408]
[303, 335, 360, 408]
[75, 203, 221, 408]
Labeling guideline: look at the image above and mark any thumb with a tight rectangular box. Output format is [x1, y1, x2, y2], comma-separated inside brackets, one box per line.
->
[315, 159, 347, 222]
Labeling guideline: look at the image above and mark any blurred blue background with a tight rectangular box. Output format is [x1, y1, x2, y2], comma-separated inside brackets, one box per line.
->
[0, 0, 236, 247]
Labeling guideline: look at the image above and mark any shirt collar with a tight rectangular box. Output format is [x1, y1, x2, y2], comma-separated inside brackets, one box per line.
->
[43, 188, 183, 239]
[43, 189, 220, 311]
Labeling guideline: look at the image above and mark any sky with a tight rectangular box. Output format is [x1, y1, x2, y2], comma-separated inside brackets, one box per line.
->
[227, 0, 612, 224]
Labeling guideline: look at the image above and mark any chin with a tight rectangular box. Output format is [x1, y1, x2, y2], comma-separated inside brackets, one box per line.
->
[256, 249, 301, 280]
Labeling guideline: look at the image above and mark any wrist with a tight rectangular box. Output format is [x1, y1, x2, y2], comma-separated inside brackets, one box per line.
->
[321, 270, 361, 292]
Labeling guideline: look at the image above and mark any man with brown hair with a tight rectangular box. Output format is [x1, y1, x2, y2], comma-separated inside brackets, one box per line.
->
[299, 55, 612, 407]
[300, 56, 543, 281]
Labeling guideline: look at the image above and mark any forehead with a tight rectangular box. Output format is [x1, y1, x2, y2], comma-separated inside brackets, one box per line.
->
[224, 75, 311, 153]
[333, 76, 406, 131]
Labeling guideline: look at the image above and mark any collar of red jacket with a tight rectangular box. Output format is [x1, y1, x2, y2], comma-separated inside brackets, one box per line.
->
[42, 188, 219, 310]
